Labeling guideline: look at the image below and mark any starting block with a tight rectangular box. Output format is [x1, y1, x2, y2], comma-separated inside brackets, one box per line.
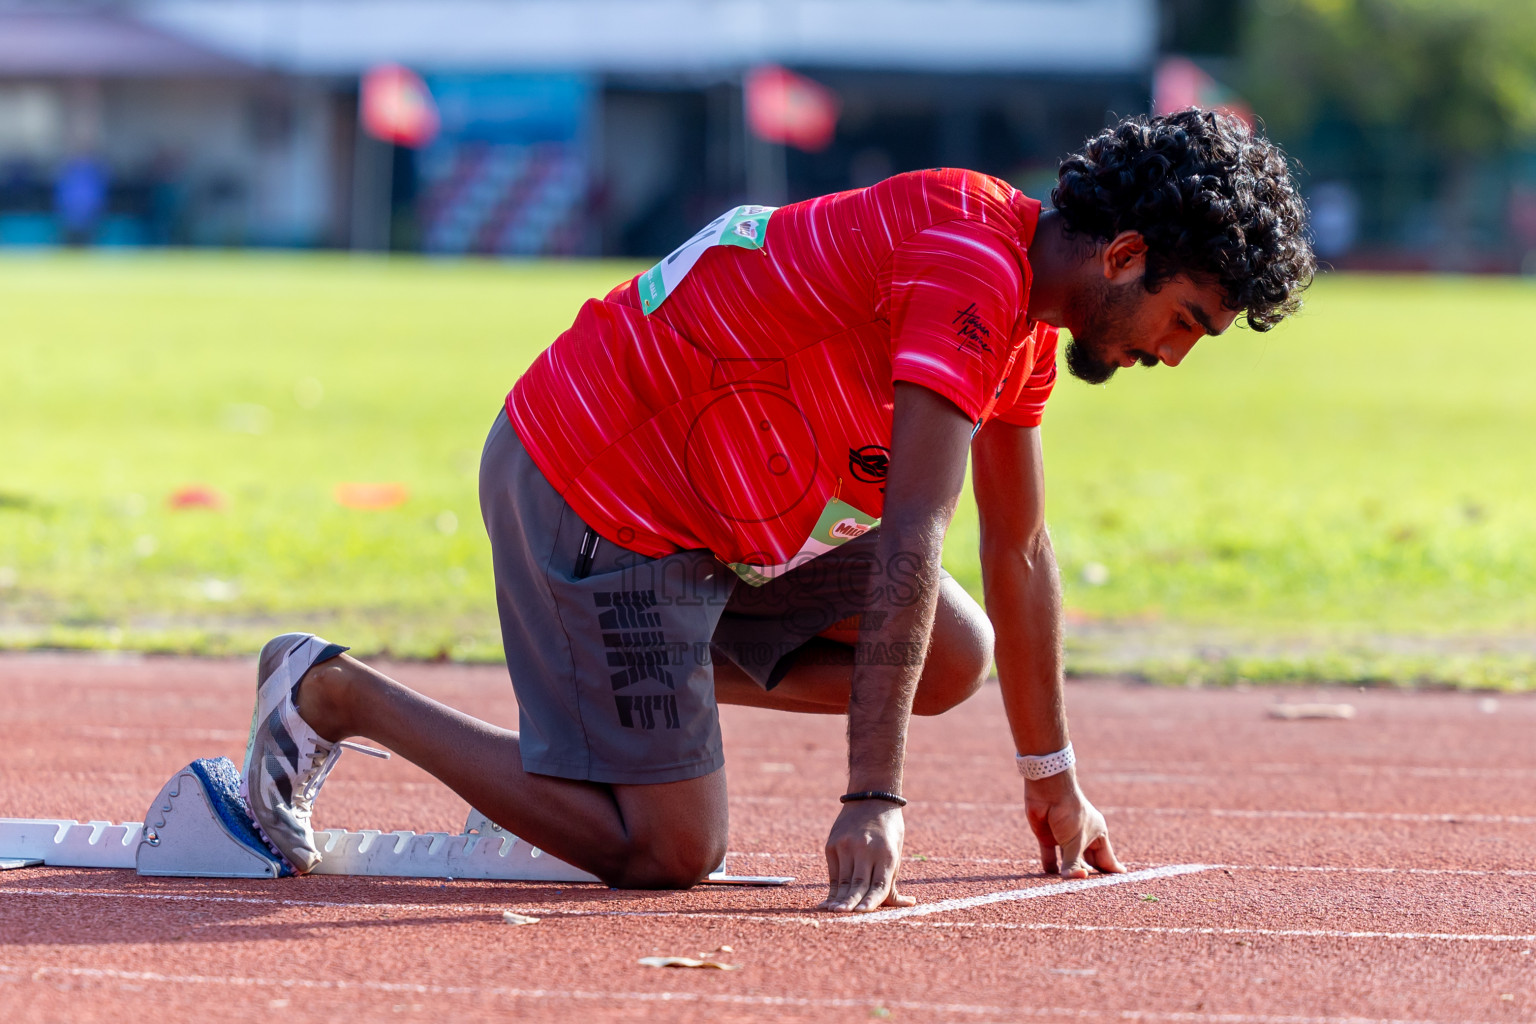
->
[0, 757, 791, 886]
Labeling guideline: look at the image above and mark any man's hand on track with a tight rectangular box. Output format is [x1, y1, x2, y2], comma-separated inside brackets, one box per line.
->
[1025, 770, 1124, 878]
[819, 800, 918, 912]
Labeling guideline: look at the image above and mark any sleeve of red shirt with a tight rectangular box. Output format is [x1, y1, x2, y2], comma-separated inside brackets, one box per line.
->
[990, 325, 1060, 428]
[886, 220, 1025, 423]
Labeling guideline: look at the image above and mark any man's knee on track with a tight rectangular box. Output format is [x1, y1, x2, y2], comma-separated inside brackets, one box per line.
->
[911, 620, 995, 716]
[600, 833, 725, 890]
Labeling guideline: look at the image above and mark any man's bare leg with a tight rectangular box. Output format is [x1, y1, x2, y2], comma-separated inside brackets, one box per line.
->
[715, 577, 995, 715]
[292, 656, 727, 889]
[279, 579, 981, 885]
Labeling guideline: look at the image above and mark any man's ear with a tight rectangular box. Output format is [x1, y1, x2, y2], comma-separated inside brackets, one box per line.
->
[1100, 231, 1147, 284]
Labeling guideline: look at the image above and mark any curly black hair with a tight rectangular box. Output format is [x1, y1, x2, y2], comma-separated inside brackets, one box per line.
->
[1053, 109, 1314, 331]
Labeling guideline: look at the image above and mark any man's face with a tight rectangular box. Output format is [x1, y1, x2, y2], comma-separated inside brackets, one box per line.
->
[1063, 273, 1239, 385]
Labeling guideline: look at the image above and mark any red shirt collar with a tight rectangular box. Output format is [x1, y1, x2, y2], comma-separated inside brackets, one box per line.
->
[1013, 192, 1043, 249]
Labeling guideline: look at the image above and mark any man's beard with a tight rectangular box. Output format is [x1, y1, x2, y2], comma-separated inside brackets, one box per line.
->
[1063, 278, 1152, 385]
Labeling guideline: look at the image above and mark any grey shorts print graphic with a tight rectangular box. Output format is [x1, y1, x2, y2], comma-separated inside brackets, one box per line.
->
[597, 589, 679, 729]
[479, 408, 947, 786]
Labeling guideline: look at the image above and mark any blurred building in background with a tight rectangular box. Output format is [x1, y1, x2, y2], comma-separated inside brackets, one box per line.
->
[0, 6, 341, 247]
[5, 0, 1534, 268]
[0, 0, 1153, 256]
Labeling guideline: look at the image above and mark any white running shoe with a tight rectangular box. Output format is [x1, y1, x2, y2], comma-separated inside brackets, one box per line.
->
[240, 632, 387, 873]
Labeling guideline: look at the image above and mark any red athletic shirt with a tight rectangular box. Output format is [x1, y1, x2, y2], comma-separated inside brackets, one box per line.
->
[506, 169, 1059, 576]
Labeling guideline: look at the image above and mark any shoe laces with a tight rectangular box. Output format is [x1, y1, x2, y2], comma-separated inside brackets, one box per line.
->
[295, 739, 390, 813]
[293, 744, 342, 814]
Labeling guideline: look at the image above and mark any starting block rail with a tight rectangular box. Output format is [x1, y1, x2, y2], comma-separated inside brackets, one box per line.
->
[0, 757, 790, 886]
[0, 818, 142, 869]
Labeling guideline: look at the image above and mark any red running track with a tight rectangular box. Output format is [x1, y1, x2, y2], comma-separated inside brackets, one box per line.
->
[2, 653, 1533, 1023]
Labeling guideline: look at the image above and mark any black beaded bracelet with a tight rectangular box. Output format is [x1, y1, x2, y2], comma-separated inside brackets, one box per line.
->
[839, 790, 908, 807]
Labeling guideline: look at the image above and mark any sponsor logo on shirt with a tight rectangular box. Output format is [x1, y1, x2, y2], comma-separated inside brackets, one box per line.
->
[829, 518, 873, 541]
[848, 445, 890, 484]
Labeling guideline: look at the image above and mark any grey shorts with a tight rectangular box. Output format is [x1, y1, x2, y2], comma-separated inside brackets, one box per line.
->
[479, 409, 912, 785]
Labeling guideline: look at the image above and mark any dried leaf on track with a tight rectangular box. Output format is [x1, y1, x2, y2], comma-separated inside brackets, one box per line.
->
[500, 911, 540, 926]
[1268, 703, 1356, 720]
[638, 956, 740, 971]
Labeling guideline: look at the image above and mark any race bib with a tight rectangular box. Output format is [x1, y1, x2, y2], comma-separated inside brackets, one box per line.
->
[727, 496, 880, 587]
[639, 205, 775, 314]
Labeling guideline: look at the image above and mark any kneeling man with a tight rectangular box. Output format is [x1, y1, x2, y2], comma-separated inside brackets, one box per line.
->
[241, 109, 1313, 911]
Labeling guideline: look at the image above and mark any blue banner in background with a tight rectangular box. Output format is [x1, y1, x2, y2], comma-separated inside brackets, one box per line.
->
[416, 74, 595, 256]
[427, 74, 592, 146]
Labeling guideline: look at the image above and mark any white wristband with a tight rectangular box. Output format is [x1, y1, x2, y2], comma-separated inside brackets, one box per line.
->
[1016, 742, 1075, 781]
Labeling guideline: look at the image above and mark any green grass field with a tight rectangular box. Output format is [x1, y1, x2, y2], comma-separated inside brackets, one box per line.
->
[3, 254, 1533, 687]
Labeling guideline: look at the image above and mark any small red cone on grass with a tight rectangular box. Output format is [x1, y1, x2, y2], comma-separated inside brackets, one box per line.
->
[167, 485, 226, 511]
[334, 482, 410, 510]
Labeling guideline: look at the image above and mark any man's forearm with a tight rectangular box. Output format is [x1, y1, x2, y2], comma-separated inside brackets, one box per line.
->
[845, 527, 947, 793]
[980, 526, 1068, 756]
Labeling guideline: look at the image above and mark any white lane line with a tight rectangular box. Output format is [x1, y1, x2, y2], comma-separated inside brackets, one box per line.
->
[727, 749, 1536, 781]
[1093, 807, 1536, 826]
[727, 853, 1536, 878]
[734, 797, 1536, 825]
[5, 965, 995, 1013]
[9, 859, 1536, 916]
[469, 908, 1536, 945]
[1210, 864, 1536, 878]
[906, 921, 1536, 943]
[0, 964, 1486, 1023]
[1201, 808, 1536, 825]
[6, 885, 1536, 946]
[851, 864, 1212, 922]
[1101, 761, 1536, 782]
[0, 866, 1213, 924]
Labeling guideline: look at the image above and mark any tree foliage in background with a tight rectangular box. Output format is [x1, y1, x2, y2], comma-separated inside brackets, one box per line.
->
[1160, 0, 1245, 56]
[1242, 0, 1536, 157]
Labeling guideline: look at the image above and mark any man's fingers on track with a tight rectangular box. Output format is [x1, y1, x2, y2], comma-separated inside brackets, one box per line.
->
[1037, 836, 1059, 875]
[1057, 827, 1091, 879]
[1086, 833, 1125, 874]
[844, 866, 874, 912]
[882, 883, 917, 909]
[853, 862, 894, 912]
[1028, 815, 1059, 874]
[825, 871, 869, 913]
[818, 845, 864, 911]
[820, 847, 844, 910]
[820, 874, 855, 911]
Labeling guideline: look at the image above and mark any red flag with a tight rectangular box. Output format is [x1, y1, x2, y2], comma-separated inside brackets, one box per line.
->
[745, 65, 840, 152]
[1153, 57, 1252, 127]
[360, 64, 440, 148]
